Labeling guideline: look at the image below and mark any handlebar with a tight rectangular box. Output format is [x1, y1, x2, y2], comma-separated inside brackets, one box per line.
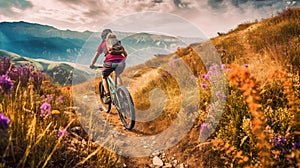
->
[90, 64, 103, 69]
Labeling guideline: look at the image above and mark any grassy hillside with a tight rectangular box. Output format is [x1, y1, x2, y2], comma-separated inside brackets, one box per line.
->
[0, 49, 94, 85]
[211, 8, 300, 74]
[0, 8, 300, 168]
[121, 8, 300, 167]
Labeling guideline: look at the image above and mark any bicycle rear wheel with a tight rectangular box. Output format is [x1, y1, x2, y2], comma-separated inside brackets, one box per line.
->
[99, 80, 111, 113]
[116, 86, 135, 130]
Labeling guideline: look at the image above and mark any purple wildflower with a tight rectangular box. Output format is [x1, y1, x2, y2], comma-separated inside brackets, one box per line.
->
[209, 64, 219, 71]
[221, 64, 226, 70]
[40, 102, 51, 118]
[199, 123, 208, 136]
[58, 128, 68, 137]
[30, 70, 44, 90]
[279, 136, 286, 143]
[10, 65, 31, 88]
[226, 68, 231, 73]
[207, 71, 212, 76]
[46, 94, 53, 102]
[292, 142, 300, 149]
[201, 74, 210, 81]
[243, 64, 248, 68]
[272, 136, 286, 148]
[58, 95, 64, 103]
[201, 84, 208, 89]
[0, 57, 11, 75]
[0, 74, 13, 94]
[216, 91, 221, 98]
[0, 113, 10, 130]
[205, 74, 210, 80]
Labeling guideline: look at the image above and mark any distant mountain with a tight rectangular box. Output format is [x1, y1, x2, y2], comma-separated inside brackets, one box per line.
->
[0, 21, 93, 39]
[0, 21, 95, 62]
[0, 21, 203, 65]
[122, 32, 186, 51]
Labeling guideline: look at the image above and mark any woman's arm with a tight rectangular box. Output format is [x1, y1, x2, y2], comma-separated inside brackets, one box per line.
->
[122, 47, 127, 58]
[90, 41, 105, 67]
[90, 51, 100, 67]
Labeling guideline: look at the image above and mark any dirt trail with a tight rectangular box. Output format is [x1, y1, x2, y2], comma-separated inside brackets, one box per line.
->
[100, 67, 161, 135]
[99, 68, 218, 167]
[70, 67, 216, 167]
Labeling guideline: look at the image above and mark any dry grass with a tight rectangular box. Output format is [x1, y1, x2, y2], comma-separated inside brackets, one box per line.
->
[227, 64, 271, 167]
[206, 8, 300, 167]
[0, 60, 122, 168]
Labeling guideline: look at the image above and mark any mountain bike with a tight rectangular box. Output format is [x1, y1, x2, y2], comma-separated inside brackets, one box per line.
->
[92, 64, 135, 130]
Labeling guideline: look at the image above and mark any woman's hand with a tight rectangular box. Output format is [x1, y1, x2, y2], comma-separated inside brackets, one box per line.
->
[90, 64, 96, 69]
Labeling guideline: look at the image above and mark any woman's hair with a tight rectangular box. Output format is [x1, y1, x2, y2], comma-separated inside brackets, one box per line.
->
[101, 29, 112, 40]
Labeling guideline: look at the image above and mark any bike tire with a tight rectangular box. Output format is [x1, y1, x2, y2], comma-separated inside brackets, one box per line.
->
[116, 86, 135, 130]
[99, 80, 111, 113]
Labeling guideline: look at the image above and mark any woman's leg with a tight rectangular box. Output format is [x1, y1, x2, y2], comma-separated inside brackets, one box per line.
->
[115, 61, 125, 86]
[102, 62, 114, 104]
[103, 76, 110, 94]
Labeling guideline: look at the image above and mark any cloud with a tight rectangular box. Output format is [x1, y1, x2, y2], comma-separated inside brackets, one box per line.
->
[0, 0, 33, 15]
[1, 0, 299, 38]
[171, 0, 300, 37]
[45, 0, 183, 30]
[103, 11, 206, 38]
[55, 0, 199, 18]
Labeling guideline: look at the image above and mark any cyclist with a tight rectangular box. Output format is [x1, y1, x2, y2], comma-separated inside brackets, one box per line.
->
[90, 29, 127, 104]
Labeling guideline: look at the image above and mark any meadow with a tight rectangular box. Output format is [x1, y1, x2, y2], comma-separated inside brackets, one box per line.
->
[0, 8, 300, 168]
[0, 56, 122, 168]
[207, 8, 300, 167]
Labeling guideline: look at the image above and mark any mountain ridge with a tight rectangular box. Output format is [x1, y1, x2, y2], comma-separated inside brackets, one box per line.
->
[0, 21, 201, 64]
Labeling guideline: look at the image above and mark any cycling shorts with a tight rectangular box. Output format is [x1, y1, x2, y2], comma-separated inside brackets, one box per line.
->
[102, 61, 125, 77]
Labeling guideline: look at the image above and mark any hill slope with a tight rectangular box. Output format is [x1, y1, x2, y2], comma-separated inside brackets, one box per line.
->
[85, 8, 300, 167]
[211, 8, 300, 79]
[0, 49, 93, 85]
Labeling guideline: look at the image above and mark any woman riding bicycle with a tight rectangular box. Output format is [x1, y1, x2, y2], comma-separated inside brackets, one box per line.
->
[90, 29, 127, 104]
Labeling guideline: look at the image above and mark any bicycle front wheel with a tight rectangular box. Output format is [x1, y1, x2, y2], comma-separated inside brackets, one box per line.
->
[116, 86, 135, 130]
[99, 80, 111, 113]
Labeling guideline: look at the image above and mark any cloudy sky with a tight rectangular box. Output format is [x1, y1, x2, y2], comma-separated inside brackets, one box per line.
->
[0, 0, 299, 38]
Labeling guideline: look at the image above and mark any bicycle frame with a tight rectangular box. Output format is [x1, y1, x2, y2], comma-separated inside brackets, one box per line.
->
[107, 75, 116, 95]
[106, 73, 122, 110]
